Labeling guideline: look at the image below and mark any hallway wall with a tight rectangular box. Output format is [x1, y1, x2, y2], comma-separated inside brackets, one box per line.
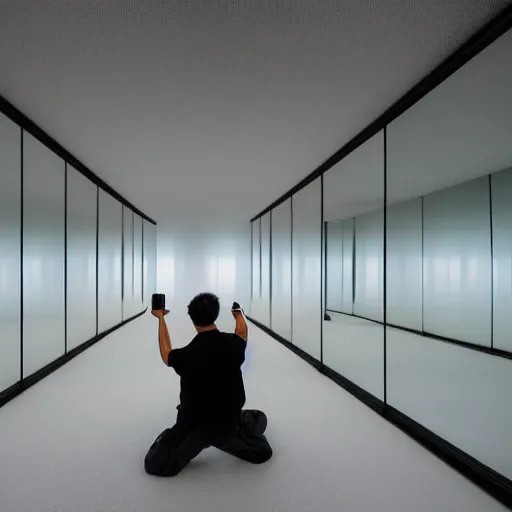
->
[156, 226, 250, 315]
[249, 22, 512, 493]
[0, 104, 157, 400]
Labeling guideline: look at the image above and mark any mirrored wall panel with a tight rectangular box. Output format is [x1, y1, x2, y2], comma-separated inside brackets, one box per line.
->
[259, 213, 271, 326]
[143, 219, 157, 307]
[133, 214, 143, 315]
[250, 218, 261, 319]
[122, 207, 134, 320]
[98, 190, 123, 332]
[323, 131, 384, 399]
[0, 113, 21, 392]
[271, 199, 292, 340]
[292, 179, 321, 360]
[386, 28, 512, 479]
[66, 166, 97, 351]
[23, 133, 65, 377]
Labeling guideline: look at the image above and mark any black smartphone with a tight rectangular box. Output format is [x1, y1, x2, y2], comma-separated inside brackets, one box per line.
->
[152, 293, 166, 311]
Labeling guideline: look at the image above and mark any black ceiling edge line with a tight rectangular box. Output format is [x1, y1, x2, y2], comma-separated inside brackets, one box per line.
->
[0, 95, 156, 226]
[250, 4, 512, 222]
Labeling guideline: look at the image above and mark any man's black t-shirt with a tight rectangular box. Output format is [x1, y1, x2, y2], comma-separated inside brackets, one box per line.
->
[167, 329, 247, 427]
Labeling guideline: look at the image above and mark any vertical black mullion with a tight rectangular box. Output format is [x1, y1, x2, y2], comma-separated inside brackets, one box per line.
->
[352, 217, 356, 310]
[259, 218, 262, 298]
[95, 187, 99, 335]
[121, 208, 125, 320]
[489, 174, 494, 349]
[324, 221, 328, 315]
[64, 162, 68, 354]
[383, 127, 388, 406]
[250, 222, 254, 301]
[132, 212, 135, 304]
[421, 196, 425, 332]
[269, 211, 273, 329]
[290, 197, 294, 343]
[320, 175, 324, 365]
[142, 219, 145, 306]
[20, 128, 24, 383]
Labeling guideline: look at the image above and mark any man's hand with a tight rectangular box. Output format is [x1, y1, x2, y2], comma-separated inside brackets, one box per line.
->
[152, 309, 169, 318]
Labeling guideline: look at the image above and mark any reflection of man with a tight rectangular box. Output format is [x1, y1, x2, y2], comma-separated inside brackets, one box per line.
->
[144, 293, 272, 477]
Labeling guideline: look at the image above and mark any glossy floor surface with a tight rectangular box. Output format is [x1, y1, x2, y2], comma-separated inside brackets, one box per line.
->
[0, 311, 507, 512]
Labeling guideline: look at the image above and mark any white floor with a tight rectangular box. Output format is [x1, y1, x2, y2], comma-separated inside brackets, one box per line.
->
[0, 311, 507, 512]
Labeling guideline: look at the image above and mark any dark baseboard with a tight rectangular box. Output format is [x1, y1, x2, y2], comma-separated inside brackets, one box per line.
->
[0, 308, 147, 410]
[247, 316, 512, 510]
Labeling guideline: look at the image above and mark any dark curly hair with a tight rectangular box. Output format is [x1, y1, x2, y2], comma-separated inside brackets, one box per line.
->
[187, 292, 220, 327]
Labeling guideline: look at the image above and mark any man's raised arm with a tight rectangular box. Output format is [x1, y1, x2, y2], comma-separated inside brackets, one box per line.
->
[152, 309, 173, 364]
[232, 302, 248, 341]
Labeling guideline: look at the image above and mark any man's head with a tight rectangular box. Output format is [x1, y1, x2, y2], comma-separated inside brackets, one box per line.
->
[187, 292, 220, 331]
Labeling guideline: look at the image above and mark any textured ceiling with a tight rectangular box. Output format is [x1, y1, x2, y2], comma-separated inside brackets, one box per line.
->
[0, 0, 509, 230]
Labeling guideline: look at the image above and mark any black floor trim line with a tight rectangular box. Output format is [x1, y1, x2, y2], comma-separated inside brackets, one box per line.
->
[247, 316, 512, 510]
[0, 308, 148, 410]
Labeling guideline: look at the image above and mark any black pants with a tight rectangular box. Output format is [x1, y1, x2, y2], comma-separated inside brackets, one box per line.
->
[144, 409, 272, 477]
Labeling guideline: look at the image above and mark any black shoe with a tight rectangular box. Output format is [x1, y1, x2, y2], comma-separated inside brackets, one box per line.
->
[232, 301, 242, 311]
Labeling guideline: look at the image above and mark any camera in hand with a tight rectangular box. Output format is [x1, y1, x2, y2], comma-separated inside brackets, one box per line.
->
[152, 293, 166, 311]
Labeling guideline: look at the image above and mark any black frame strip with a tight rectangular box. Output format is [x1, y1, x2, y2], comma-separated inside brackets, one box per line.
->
[290, 196, 294, 342]
[269, 210, 273, 329]
[0, 95, 155, 225]
[247, 315, 512, 509]
[64, 162, 68, 354]
[95, 187, 100, 335]
[323, 308, 512, 361]
[19, 128, 24, 382]
[489, 174, 494, 349]
[383, 127, 387, 404]
[320, 174, 324, 364]
[250, 5, 512, 222]
[121, 207, 125, 320]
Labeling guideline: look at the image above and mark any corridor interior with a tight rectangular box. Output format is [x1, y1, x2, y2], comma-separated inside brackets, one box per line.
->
[0, 311, 507, 512]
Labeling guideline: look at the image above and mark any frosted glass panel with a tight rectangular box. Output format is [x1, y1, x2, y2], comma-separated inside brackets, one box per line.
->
[353, 210, 383, 322]
[491, 167, 512, 352]
[66, 167, 97, 351]
[122, 208, 133, 320]
[386, 198, 423, 330]
[259, 213, 271, 326]
[387, 328, 512, 480]
[271, 199, 292, 340]
[133, 214, 143, 314]
[0, 113, 21, 391]
[250, 219, 261, 318]
[292, 179, 321, 360]
[143, 219, 157, 307]
[23, 133, 65, 377]
[341, 219, 354, 314]
[423, 177, 491, 345]
[98, 190, 122, 332]
[326, 222, 343, 312]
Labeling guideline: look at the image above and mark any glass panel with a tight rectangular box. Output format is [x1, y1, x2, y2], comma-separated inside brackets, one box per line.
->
[97, 190, 122, 332]
[133, 214, 143, 314]
[271, 199, 292, 340]
[122, 208, 133, 320]
[292, 179, 322, 360]
[323, 131, 384, 399]
[386, 27, 512, 479]
[491, 167, 512, 352]
[250, 219, 261, 318]
[0, 113, 21, 391]
[66, 166, 97, 350]
[259, 213, 271, 326]
[23, 133, 65, 377]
